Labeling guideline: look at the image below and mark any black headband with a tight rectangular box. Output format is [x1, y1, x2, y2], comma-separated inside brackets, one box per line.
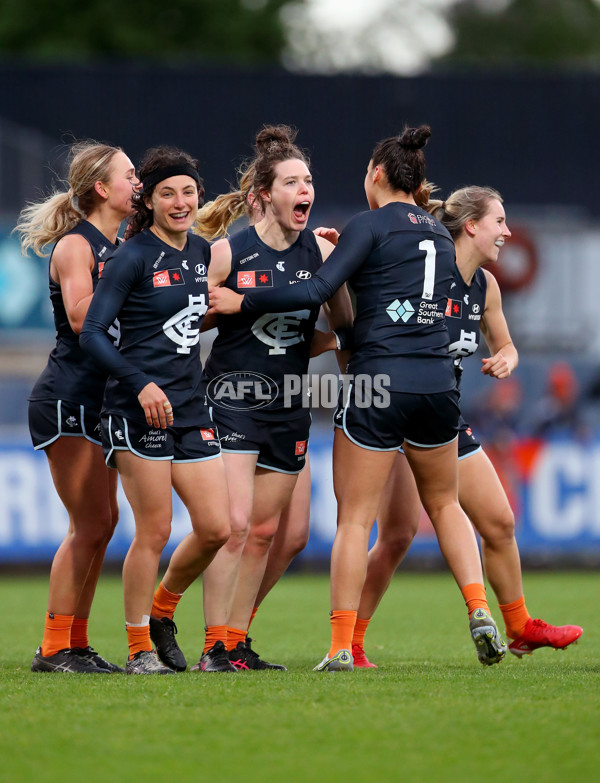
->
[142, 164, 200, 191]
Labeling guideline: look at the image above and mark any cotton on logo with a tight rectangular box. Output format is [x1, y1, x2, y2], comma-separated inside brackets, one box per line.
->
[162, 294, 207, 354]
[251, 310, 311, 355]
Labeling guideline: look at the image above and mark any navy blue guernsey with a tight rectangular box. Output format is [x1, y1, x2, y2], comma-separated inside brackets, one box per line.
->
[241, 203, 456, 394]
[204, 226, 321, 416]
[445, 266, 487, 390]
[29, 220, 117, 410]
[80, 229, 211, 426]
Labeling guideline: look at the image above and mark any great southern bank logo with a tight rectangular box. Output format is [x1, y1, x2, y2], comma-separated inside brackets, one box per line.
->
[386, 299, 415, 323]
[206, 372, 279, 410]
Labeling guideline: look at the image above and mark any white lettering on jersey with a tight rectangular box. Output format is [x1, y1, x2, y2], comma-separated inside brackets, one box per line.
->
[448, 329, 478, 358]
[163, 294, 207, 354]
[251, 310, 311, 355]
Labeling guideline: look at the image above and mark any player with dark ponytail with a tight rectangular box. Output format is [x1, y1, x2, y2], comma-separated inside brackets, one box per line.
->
[209, 125, 507, 670]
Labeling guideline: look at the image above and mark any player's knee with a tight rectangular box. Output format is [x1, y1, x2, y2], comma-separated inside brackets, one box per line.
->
[482, 510, 516, 547]
[249, 521, 278, 551]
[203, 521, 231, 551]
[378, 528, 416, 562]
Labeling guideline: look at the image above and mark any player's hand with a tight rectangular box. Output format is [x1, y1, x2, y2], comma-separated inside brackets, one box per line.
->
[481, 352, 512, 379]
[138, 382, 174, 428]
[310, 329, 337, 357]
[208, 285, 244, 314]
[313, 226, 339, 245]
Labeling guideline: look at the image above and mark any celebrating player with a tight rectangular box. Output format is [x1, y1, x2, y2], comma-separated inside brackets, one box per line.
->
[80, 146, 230, 674]
[151, 125, 352, 672]
[350, 186, 583, 666]
[16, 141, 138, 673]
[209, 125, 508, 670]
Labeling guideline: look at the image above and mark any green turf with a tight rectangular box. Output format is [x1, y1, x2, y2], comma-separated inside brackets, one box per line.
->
[0, 571, 597, 783]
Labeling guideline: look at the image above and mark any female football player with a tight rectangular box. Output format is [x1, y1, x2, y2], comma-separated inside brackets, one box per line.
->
[81, 146, 230, 674]
[16, 141, 138, 673]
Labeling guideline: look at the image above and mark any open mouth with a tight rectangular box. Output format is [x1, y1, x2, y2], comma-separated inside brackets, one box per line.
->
[293, 201, 311, 221]
[170, 211, 190, 221]
[494, 238, 504, 248]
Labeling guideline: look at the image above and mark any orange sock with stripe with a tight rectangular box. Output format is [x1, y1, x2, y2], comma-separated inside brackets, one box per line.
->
[151, 582, 183, 621]
[351, 617, 371, 648]
[126, 624, 152, 660]
[328, 610, 357, 658]
[498, 595, 531, 640]
[203, 625, 229, 654]
[41, 612, 74, 657]
[226, 626, 247, 651]
[70, 617, 89, 649]
[461, 583, 490, 618]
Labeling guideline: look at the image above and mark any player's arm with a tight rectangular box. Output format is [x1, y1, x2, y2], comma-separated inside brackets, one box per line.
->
[479, 269, 518, 379]
[80, 253, 174, 428]
[209, 213, 374, 316]
[313, 233, 354, 370]
[51, 234, 96, 335]
[201, 239, 232, 332]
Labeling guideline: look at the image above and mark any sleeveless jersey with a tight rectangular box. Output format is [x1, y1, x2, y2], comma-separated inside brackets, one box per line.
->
[242, 202, 457, 394]
[29, 220, 118, 410]
[446, 266, 487, 390]
[81, 230, 211, 426]
[204, 226, 322, 417]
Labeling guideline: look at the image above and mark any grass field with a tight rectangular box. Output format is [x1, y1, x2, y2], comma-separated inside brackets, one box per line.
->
[0, 571, 598, 783]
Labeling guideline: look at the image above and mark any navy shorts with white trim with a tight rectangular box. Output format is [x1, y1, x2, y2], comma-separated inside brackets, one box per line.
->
[28, 399, 102, 450]
[101, 415, 221, 468]
[212, 406, 310, 474]
[334, 384, 460, 451]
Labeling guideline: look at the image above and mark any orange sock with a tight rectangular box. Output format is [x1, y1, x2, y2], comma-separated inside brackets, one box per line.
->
[226, 626, 247, 651]
[351, 617, 371, 648]
[70, 617, 89, 649]
[41, 612, 74, 657]
[498, 595, 531, 640]
[461, 583, 489, 618]
[126, 624, 152, 660]
[151, 582, 183, 621]
[203, 625, 228, 654]
[328, 610, 357, 658]
[248, 607, 258, 630]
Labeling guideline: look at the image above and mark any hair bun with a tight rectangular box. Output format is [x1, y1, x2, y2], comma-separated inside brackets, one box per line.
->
[255, 124, 298, 152]
[398, 125, 431, 151]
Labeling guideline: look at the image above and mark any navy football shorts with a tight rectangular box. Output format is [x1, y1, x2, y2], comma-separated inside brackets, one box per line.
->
[101, 414, 221, 468]
[395, 414, 482, 459]
[211, 406, 310, 474]
[29, 398, 102, 450]
[333, 383, 460, 451]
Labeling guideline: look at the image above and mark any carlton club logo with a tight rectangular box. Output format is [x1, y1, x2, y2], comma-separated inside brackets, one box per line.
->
[251, 310, 311, 355]
[162, 294, 207, 353]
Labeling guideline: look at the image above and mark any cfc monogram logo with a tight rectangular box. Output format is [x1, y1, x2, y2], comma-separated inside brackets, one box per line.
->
[251, 310, 311, 355]
[163, 294, 207, 354]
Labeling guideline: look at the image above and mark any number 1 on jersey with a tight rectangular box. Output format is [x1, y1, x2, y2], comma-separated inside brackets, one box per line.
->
[419, 239, 436, 301]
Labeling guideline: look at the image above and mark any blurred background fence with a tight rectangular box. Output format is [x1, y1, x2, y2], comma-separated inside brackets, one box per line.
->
[2, 0, 600, 566]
